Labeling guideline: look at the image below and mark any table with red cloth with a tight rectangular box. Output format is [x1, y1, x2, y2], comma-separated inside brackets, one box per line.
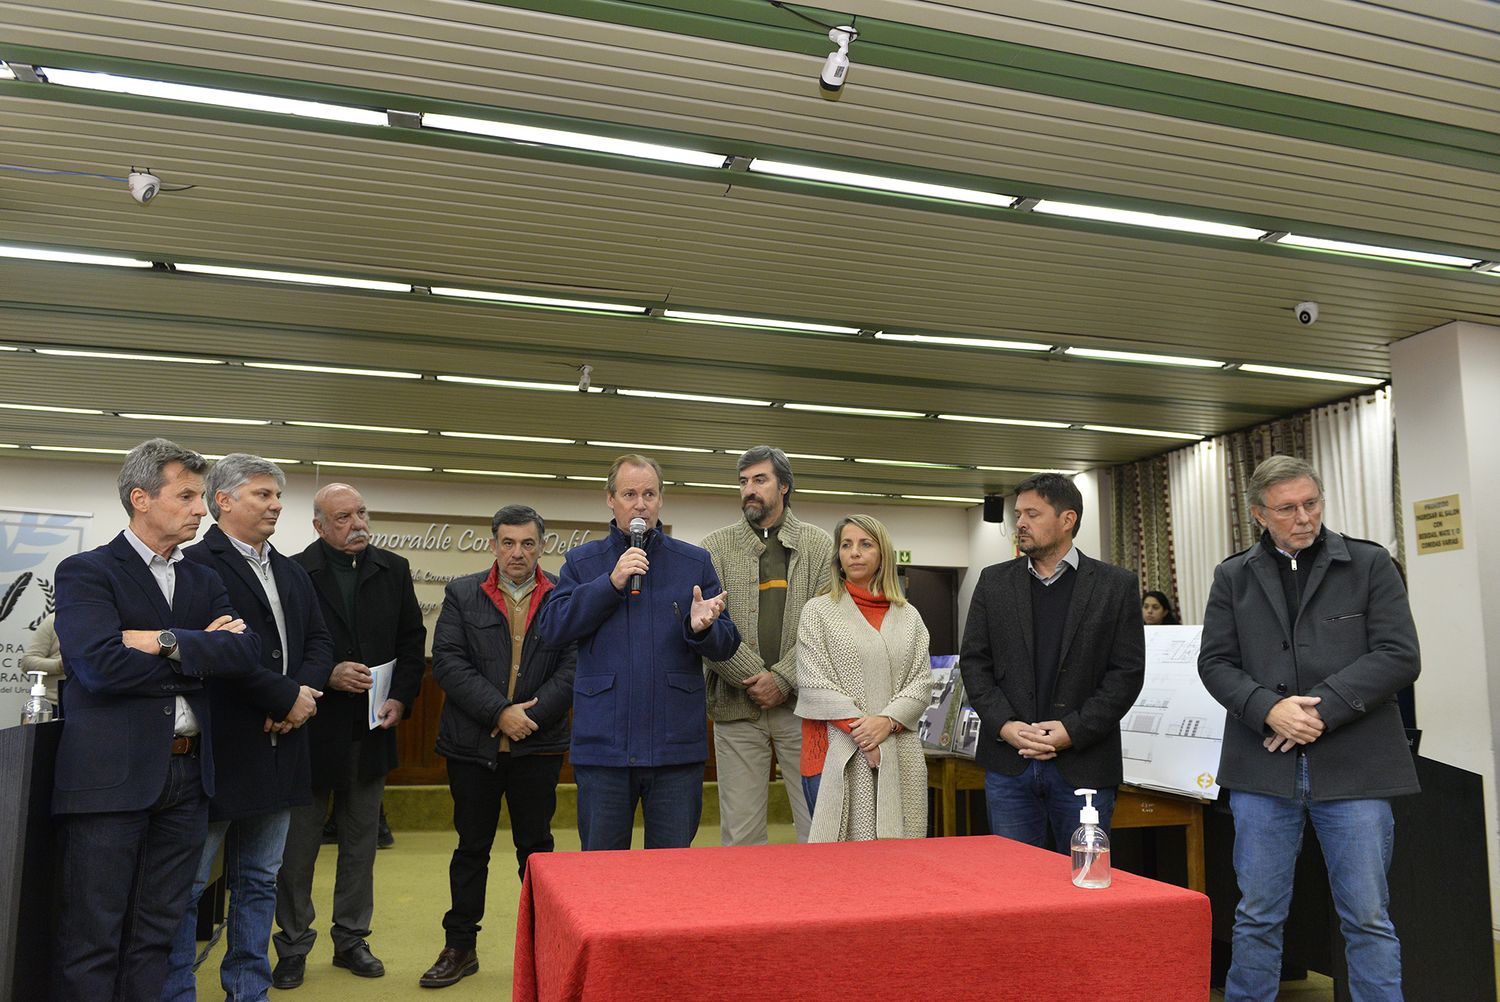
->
[513, 835, 1210, 1002]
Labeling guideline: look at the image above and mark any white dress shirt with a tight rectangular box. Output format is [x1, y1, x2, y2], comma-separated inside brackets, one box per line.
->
[123, 527, 200, 736]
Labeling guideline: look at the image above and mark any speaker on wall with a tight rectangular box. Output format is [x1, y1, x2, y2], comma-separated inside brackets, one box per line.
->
[982, 495, 1006, 523]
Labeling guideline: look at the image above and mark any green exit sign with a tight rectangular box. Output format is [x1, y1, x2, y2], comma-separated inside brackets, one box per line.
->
[897, 550, 912, 564]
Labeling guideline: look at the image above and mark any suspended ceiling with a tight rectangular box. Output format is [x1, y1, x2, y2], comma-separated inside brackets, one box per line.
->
[1, 0, 1497, 503]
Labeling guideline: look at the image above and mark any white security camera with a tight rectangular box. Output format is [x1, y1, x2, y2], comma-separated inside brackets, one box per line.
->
[127, 170, 161, 205]
[821, 26, 857, 94]
[1294, 301, 1319, 325]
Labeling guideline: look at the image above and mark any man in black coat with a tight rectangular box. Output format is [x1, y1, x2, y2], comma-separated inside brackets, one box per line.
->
[164, 453, 333, 1002]
[272, 483, 426, 986]
[418, 504, 576, 989]
[960, 473, 1145, 852]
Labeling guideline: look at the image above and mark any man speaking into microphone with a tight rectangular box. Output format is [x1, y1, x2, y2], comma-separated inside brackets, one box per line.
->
[539, 454, 739, 850]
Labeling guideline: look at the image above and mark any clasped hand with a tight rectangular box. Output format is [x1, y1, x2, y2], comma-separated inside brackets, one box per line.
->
[1000, 719, 1072, 760]
[1263, 695, 1323, 753]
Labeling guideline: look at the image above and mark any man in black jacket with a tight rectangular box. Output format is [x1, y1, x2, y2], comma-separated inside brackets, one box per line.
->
[164, 454, 333, 1002]
[272, 483, 426, 987]
[960, 473, 1145, 852]
[418, 505, 576, 989]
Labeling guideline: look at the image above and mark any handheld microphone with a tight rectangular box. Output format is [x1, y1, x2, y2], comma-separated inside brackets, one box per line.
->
[628, 516, 648, 596]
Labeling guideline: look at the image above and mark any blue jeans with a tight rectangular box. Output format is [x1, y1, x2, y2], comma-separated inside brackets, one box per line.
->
[573, 763, 703, 850]
[802, 773, 821, 818]
[162, 809, 292, 1002]
[983, 760, 1115, 854]
[1226, 755, 1400, 1002]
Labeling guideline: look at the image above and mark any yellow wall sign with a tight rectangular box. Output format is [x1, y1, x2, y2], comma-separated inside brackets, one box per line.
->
[1413, 494, 1464, 555]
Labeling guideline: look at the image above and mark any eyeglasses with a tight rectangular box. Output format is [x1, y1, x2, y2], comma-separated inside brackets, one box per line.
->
[1262, 498, 1324, 519]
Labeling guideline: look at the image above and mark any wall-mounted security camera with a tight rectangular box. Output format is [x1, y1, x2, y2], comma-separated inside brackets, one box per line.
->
[820, 26, 857, 95]
[127, 170, 161, 205]
[1294, 301, 1319, 325]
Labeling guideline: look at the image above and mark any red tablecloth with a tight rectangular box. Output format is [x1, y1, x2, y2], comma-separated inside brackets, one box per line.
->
[514, 835, 1209, 1001]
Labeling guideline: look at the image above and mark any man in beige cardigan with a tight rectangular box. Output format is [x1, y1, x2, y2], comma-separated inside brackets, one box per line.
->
[702, 447, 833, 845]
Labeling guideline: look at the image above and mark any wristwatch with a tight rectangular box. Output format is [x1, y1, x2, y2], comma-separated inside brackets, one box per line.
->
[157, 630, 178, 658]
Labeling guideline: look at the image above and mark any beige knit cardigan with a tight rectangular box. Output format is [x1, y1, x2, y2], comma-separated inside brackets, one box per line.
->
[795, 594, 931, 843]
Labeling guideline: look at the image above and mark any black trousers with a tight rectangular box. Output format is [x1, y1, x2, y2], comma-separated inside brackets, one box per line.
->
[443, 754, 562, 950]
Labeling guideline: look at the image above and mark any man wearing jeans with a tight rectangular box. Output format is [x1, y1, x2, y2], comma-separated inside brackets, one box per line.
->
[1200, 455, 1419, 1001]
[959, 473, 1144, 852]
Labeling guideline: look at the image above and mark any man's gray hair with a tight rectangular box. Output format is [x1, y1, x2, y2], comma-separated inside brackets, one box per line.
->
[1247, 455, 1325, 508]
[737, 445, 795, 506]
[606, 453, 664, 495]
[117, 438, 208, 515]
[206, 453, 286, 519]
[492, 503, 545, 538]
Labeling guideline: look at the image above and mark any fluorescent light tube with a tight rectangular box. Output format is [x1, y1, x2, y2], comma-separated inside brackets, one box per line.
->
[429, 286, 646, 313]
[30, 445, 130, 455]
[902, 495, 981, 503]
[1082, 424, 1205, 441]
[442, 468, 556, 478]
[1063, 346, 1223, 368]
[614, 389, 772, 407]
[748, 160, 1017, 208]
[783, 403, 925, 419]
[585, 440, 714, 454]
[0, 402, 104, 415]
[440, 431, 573, 445]
[0, 443, 18, 448]
[1237, 364, 1382, 386]
[874, 332, 1051, 352]
[785, 453, 846, 462]
[175, 263, 409, 293]
[286, 420, 427, 434]
[37, 348, 223, 365]
[0, 244, 151, 268]
[436, 375, 582, 393]
[853, 458, 967, 470]
[565, 475, 608, 482]
[421, 113, 729, 169]
[40, 68, 388, 126]
[978, 465, 1077, 474]
[681, 482, 738, 490]
[1032, 201, 1267, 240]
[0, 64, 15, 81]
[244, 362, 420, 379]
[120, 412, 270, 425]
[801, 488, 886, 498]
[1272, 234, 1479, 268]
[202, 453, 301, 464]
[314, 460, 432, 472]
[661, 310, 861, 336]
[937, 414, 1071, 429]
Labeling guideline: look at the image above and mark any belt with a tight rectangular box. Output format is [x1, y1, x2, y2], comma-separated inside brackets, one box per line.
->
[171, 735, 199, 756]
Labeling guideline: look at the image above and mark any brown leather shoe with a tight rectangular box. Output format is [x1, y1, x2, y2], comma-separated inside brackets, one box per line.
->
[418, 946, 479, 989]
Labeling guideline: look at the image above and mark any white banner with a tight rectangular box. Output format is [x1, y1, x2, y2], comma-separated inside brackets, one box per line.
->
[0, 507, 92, 727]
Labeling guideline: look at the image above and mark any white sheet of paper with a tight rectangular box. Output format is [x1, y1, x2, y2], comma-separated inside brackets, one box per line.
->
[367, 658, 397, 729]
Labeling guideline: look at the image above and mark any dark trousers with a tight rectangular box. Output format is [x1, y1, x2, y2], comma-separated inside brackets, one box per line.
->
[54, 751, 208, 1002]
[572, 762, 704, 851]
[443, 754, 563, 950]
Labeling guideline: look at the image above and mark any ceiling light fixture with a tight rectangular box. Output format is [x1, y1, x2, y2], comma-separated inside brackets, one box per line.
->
[801, 488, 887, 498]
[421, 113, 730, 169]
[681, 482, 739, 490]
[783, 403, 925, 419]
[1063, 346, 1224, 368]
[614, 388, 772, 407]
[785, 452, 847, 462]
[0, 244, 151, 268]
[119, 412, 270, 425]
[429, 286, 646, 313]
[36, 348, 224, 365]
[937, 414, 1071, 429]
[873, 332, 1052, 352]
[201, 453, 301, 465]
[901, 495, 982, 503]
[435, 375, 586, 393]
[747, 160, 1017, 208]
[439, 431, 573, 444]
[660, 310, 862, 336]
[29, 445, 130, 455]
[1237, 363, 1383, 386]
[1270, 233, 1480, 268]
[978, 465, 1078, 474]
[314, 460, 433, 472]
[0, 63, 15, 81]
[1081, 424, 1205, 441]
[853, 458, 968, 470]
[585, 440, 714, 454]
[1031, 201, 1267, 240]
[286, 420, 428, 434]
[244, 362, 420, 379]
[442, 468, 557, 478]
[0, 402, 105, 415]
[174, 263, 410, 293]
[38, 67, 388, 126]
[565, 475, 608, 482]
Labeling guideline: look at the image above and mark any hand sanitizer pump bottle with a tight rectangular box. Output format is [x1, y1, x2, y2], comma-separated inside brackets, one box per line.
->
[20, 671, 55, 725]
[1070, 788, 1111, 888]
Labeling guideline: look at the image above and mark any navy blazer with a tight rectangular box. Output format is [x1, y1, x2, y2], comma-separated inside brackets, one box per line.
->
[52, 531, 262, 815]
[184, 525, 335, 820]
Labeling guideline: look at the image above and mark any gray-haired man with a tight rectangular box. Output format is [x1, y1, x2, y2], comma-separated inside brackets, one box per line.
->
[702, 446, 832, 844]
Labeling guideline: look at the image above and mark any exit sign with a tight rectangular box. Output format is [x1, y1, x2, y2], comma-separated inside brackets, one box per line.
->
[897, 550, 912, 564]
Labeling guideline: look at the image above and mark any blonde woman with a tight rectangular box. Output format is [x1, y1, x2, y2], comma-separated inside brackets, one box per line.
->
[795, 515, 931, 842]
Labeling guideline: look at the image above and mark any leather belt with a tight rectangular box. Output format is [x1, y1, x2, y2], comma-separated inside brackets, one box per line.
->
[171, 735, 199, 756]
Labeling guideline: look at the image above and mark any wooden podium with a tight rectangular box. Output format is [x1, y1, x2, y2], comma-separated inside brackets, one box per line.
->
[0, 721, 61, 1002]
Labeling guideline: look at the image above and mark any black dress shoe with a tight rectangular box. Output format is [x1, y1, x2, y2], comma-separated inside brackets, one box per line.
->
[271, 954, 305, 989]
[418, 946, 479, 988]
[377, 806, 395, 849]
[332, 940, 386, 978]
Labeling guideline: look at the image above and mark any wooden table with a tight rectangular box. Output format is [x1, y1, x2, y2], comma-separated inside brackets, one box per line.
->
[925, 755, 1208, 892]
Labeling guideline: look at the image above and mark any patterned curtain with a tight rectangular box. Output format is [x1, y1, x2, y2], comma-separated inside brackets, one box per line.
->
[1108, 454, 1176, 605]
[1223, 413, 1313, 552]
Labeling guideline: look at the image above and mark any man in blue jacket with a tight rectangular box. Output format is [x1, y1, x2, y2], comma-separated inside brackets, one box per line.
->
[539, 454, 738, 851]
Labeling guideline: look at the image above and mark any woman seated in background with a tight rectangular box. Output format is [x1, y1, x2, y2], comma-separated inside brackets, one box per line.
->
[795, 514, 930, 843]
[1142, 589, 1181, 625]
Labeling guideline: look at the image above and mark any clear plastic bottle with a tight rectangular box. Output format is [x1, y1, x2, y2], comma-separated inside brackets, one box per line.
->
[20, 670, 55, 725]
[1070, 787, 1111, 889]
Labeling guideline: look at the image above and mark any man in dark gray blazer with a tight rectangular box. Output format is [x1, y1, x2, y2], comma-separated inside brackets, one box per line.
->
[1199, 455, 1419, 1002]
[960, 473, 1145, 852]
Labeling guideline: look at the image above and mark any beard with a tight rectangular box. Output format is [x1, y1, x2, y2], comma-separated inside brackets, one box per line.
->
[742, 498, 767, 521]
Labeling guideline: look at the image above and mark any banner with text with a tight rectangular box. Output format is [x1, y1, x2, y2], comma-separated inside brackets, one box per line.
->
[1, 508, 91, 727]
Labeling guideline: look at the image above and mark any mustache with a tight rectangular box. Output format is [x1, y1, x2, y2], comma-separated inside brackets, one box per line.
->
[347, 529, 370, 542]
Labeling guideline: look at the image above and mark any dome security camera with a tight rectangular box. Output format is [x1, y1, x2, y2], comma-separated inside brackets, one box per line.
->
[820, 26, 857, 95]
[127, 170, 161, 205]
[1294, 301, 1319, 325]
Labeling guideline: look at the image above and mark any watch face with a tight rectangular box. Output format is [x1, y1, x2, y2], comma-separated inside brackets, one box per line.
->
[158, 630, 177, 649]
